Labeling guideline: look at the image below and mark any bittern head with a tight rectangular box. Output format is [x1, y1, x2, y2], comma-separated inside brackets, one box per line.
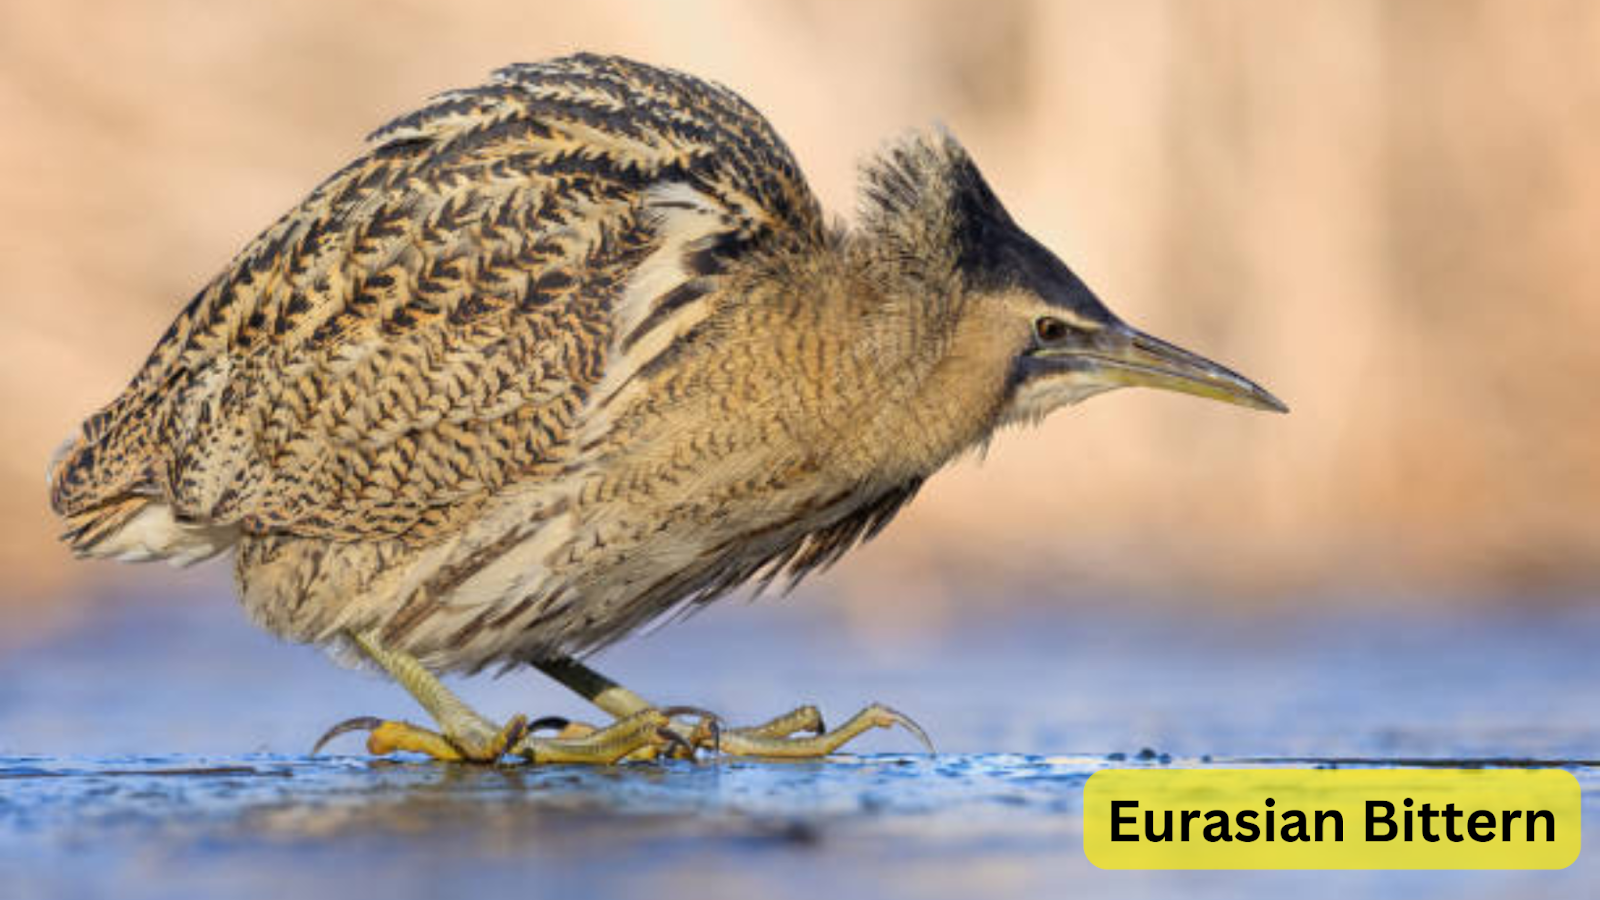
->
[860, 131, 1287, 428]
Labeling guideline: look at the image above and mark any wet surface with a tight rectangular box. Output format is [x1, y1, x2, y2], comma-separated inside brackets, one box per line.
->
[4, 590, 1600, 898]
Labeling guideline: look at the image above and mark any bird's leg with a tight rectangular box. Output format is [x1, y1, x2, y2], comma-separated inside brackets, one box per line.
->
[313, 632, 705, 765]
[529, 656, 935, 759]
[533, 656, 654, 718]
[312, 630, 528, 763]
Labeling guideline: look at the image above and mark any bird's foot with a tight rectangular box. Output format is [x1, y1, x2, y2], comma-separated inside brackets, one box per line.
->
[528, 657, 933, 761]
[696, 702, 933, 759]
[312, 713, 529, 763]
[313, 701, 931, 764]
[514, 703, 933, 761]
[511, 706, 717, 764]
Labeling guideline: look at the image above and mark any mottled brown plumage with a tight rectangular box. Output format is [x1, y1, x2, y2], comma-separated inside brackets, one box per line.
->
[49, 53, 1284, 683]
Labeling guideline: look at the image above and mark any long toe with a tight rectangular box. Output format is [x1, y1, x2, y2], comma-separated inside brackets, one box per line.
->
[711, 702, 936, 759]
[311, 714, 531, 763]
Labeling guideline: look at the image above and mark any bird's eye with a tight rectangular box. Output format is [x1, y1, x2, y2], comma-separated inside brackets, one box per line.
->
[1034, 317, 1070, 344]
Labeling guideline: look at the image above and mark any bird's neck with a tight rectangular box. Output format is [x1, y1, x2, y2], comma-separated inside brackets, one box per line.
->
[770, 242, 1012, 486]
[858, 297, 1013, 483]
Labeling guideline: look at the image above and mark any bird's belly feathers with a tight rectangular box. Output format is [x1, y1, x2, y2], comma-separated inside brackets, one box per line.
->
[404, 487, 853, 670]
[234, 468, 883, 673]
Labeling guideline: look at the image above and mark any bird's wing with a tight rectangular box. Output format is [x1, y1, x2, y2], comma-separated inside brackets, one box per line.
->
[50, 54, 825, 548]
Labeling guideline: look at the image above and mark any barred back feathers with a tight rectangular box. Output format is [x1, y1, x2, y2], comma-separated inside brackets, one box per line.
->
[48, 54, 1019, 671]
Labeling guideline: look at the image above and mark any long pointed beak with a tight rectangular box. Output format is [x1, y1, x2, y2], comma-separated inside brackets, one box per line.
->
[1077, 325, 1289, 413]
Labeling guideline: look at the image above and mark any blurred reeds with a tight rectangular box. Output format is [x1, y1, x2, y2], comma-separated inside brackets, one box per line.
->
[4, 0, 1596, 629]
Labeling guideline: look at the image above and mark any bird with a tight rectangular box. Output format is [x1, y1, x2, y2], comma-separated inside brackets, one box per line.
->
[47, 53, 1286, 763]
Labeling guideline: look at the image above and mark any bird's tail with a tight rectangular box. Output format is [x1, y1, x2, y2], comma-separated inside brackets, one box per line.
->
[49, 423, 237, 565]
[56, 493, 156, 558]
[47, 421, 151, 557]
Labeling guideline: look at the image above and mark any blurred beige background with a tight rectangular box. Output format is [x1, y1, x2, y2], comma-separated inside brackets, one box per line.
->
[4, 0, 1598, 633]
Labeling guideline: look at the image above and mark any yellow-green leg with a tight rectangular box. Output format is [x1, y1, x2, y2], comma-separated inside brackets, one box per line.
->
[528, 656, 935, 759]
[312, 630, 690, 764]
[311, 630, 526, 762]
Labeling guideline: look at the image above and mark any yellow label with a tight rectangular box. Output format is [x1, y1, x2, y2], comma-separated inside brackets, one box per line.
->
[1083, 768, 1580, 870]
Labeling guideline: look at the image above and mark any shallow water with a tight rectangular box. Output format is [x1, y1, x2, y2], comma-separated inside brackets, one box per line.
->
[4, 591, 1600, 897]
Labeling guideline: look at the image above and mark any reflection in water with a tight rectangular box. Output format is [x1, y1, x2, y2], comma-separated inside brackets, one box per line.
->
[0, 753, 1090, 840]
[3, 753, 1597, 899]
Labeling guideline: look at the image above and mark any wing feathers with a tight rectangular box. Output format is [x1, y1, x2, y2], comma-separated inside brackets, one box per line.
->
[51, 54, 823, 557]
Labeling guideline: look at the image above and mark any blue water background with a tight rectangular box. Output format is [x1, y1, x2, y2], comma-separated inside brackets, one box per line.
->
[3, 586, 1599, 898]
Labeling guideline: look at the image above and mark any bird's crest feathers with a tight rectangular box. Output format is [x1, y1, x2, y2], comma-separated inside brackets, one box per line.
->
[859, 129, 1017, 280]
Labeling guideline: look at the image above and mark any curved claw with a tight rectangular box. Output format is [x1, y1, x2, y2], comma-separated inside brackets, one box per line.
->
[679, 714, 721, 755]
[870, 703, 935, 755]
[654, 726, 696, 759]
[700, 717, 722, 754]
[657, 706, 721, 759]
[658, 705, 720, 725]
[525, 715, 572, 735]
[312, 716, 385, 755]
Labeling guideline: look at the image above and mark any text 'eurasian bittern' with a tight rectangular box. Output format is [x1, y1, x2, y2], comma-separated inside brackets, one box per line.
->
[48, 54, 1285, 763]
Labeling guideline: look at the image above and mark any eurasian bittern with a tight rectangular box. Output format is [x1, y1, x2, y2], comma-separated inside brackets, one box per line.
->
[48, 54, 1285, 764]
